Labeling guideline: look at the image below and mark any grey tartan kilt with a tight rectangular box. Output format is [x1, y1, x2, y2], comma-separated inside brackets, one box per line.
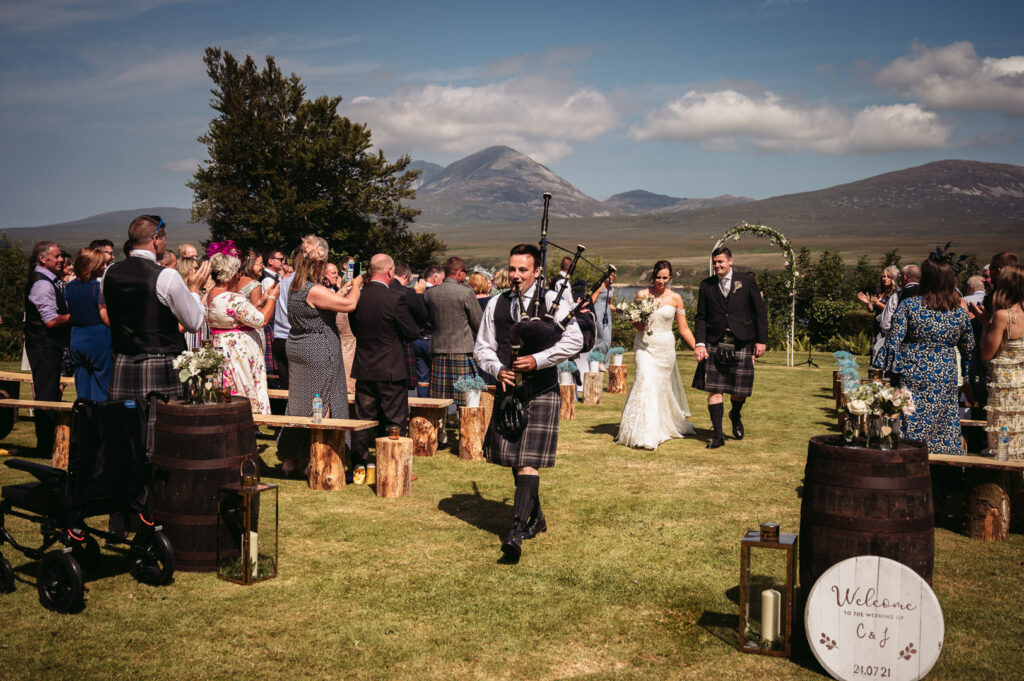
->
[484, 390, 560, 469]
[693, 342, 756, 397]
[108, 354, 184, 455]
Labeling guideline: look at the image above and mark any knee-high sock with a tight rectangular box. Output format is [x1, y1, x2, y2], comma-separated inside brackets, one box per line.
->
[729, 399, 745, 418]
[709, 402, 724, 437]
[513, 474, 539, 525]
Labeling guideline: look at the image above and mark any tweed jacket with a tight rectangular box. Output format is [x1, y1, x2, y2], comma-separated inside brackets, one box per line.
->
[424, 278, 483, 354]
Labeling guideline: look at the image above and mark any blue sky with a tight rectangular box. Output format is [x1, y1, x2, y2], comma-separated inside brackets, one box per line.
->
[1, 0, 1022, 227]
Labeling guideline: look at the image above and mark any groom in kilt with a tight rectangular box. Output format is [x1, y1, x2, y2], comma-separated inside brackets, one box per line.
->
[474, 243, 582, 562]
[692, 247, 768, 449]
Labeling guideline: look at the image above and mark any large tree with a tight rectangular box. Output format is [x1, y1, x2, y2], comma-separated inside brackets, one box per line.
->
[188, 47, 444, 267]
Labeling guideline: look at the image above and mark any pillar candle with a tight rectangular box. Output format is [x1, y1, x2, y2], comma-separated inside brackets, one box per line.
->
[761, 588, 781, 643]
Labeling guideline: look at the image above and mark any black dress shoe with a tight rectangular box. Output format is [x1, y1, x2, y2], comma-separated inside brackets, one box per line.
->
[730, 412, 744, 440]
[706, 436, 726, 449]
[500, 524, 523, 562]
[522, 511, 547, 540]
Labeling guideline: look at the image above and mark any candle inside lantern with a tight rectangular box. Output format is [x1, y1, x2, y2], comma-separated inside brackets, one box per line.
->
[761, 588, 781, 643]
[248, 530, 259, 579]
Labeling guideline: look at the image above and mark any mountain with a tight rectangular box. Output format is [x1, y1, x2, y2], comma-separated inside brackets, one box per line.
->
[408, 160, 444, 190]
[604, 190, 753, 215]
[411, 146, 611, 226]
[2, 207, 209, 250]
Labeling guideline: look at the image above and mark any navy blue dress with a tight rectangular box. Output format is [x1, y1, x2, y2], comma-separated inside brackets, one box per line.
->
[65, 278, 112, 401]
[877, 297, 974, 454]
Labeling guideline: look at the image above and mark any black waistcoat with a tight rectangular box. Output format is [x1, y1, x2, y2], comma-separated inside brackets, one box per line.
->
[24, 270, 70, 349]
[103, 257, 186, 356]
[493, 290, 558, 395]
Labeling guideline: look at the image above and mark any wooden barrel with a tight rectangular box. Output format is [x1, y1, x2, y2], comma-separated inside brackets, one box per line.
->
[150, 398, 256, 572]
[799, 435, 934, 590]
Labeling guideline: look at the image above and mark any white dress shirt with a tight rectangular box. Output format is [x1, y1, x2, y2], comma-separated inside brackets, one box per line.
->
[102, 250, 205, 332]
[474, 282, 583, 379]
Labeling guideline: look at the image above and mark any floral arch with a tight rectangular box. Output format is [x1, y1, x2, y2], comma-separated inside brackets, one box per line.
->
[711, 223, 797, 367]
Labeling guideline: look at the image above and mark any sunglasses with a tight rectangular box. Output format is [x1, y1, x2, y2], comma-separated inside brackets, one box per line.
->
[148, 215, 165, 238]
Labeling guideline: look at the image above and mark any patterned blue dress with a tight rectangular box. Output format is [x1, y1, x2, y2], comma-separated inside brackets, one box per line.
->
[877, 297, 974, 454]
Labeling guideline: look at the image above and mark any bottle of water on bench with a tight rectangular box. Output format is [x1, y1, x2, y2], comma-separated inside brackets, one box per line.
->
[997, 426, 1010, 462]
[312, 394, 323, 424]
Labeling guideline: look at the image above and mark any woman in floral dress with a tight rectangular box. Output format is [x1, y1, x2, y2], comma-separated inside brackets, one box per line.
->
[206, 250, 279, 413]
[876, 257, 974, 454]
[980, 264, 1024, 458]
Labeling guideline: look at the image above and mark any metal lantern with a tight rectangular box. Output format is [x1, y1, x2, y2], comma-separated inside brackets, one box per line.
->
[217, 460, 278, 585]
[738, 524, 797, 657]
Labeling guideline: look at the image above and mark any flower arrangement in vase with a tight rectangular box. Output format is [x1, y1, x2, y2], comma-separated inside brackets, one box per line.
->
[453, 375, 487, 408]
[173, 342, 226, 404]
[843, 381, 915, 449]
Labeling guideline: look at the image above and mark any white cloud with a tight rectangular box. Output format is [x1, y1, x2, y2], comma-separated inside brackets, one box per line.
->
[875, 41, 1024, 117]
[163, 157, 200, 172]
[0, 0, 199, 33]
[346, 75, 619, 164]
[628, 89, 950, 154]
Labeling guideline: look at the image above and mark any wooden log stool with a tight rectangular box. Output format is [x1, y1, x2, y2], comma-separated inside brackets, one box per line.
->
[582, 372, 603, 405]
[480, 389, 495, 433]
[458, 406, 486, 462]
[375, 436, 412, 497]
[50, 410, 73, 469]
[308, 430, 346, 490]
[409, 416, 437, 457]
[607, 365, 627, 394]
[965, 481, 1010, 541]
[559, 384, 576, 420]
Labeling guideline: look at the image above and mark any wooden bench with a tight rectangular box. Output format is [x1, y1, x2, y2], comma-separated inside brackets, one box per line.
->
[0, 398, 376, 491]
[929, 453, 1024, 541]
[0, 370, 75, 387]
[266, 389, 454, 455]
[0, 398, 73, 467]
[252, 413, 377, 490]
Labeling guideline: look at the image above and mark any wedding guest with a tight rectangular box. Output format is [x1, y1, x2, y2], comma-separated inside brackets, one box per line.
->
[175, 252, 206, 350]
[879, 264, 920, 337]
[412, 265, 444, 397]
[390, 259, 428, 394]
[874, 257, 974, 454]
[963, 275, 986, 307]
[425, 256, 483, 407]
[591, 268, 617, 359]
[468, 271, 492, 312]
[206, 249, 279, 413]
[979, 264, 1024, 459]
[88, 239, 115, 267]
[324, 263, 341, 291]
[103, 215, 210, 451]
[66, 248, 112, 401]
[261, 248, 287, 385]
[277, 237, 362, 475]
[159, 249, 177, 270]
[240, 250, 267, 306]
[178, 243, 199, 261]
[492, 267, 510, 295]
[858, 265, 900, 363]
[24, 241, 70, 455]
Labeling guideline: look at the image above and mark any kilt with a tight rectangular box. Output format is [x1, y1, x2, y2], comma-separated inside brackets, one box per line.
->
[108, 353, 183, 455]
[484, 390, 559, 469]
[692, 341, 755, 397]
[429, 353, 479, 406]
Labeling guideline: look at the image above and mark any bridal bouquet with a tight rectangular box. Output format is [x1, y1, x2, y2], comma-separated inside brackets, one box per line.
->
[619, 297, 658, 336]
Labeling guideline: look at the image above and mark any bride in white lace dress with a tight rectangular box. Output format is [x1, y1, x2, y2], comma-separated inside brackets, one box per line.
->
[616, 260, 698, 450]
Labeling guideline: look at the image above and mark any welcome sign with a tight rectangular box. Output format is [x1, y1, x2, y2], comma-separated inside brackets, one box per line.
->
[805, 556, 943, 681]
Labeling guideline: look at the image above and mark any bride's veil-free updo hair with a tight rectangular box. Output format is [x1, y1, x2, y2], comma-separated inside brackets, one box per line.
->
[650, 260, 673, 284]
[292, 235, 329, 290]
[209, 252, 242, 284]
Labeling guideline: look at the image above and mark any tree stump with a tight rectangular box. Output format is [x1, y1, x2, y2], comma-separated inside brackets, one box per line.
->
[480, 389, 495, 433]
[50, 411, 72, 469]
[308, 429, 346, 490]
[607, 365, 627, 393]
[376, 436, 412, 498]
[559, 384, 576, 420]
[458, 406, 486, 462]
[409, 416, 437, 457]
[582, 372, 602, 405]
[965, 481, 1010, 541]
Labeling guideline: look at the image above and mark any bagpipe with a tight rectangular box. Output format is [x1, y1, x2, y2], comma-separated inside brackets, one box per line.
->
[496, 193, 617, 441]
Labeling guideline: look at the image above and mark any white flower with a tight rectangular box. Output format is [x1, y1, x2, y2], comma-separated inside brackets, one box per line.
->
[847, 399, 870, 416]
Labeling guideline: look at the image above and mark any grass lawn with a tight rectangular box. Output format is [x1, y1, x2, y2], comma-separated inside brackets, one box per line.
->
[0, 354, 1021, 680]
